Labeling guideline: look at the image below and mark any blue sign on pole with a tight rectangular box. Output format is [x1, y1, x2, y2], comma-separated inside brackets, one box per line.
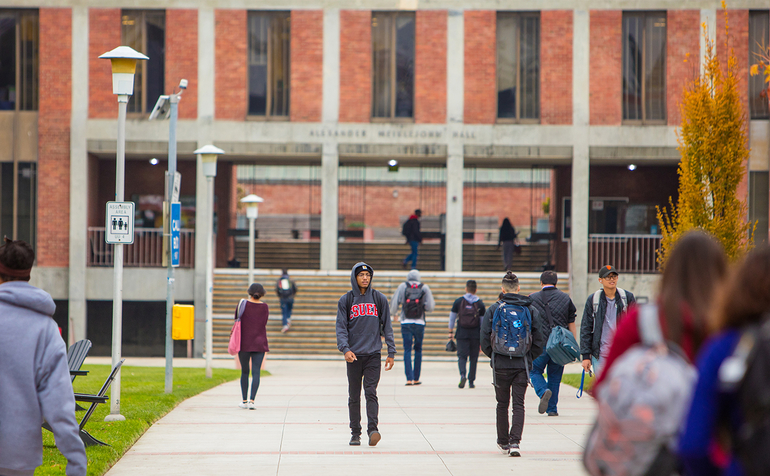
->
[170, 202, 181, 267]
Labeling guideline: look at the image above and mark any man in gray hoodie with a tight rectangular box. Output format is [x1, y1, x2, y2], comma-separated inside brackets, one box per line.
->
[0, 238, 87, 476]
[390, 269, 435, 385]
[336, 262, 396, 447]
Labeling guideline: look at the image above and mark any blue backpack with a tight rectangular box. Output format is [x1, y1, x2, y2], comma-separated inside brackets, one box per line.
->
[491, 303, 532, 358]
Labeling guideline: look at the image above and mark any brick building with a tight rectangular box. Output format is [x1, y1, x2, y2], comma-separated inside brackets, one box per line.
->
[1, 1, 768, 356]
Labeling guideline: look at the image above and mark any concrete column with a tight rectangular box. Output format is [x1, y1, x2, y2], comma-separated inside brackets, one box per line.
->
[68, 6, 89, 345]
[194, 7, 215, 357]
[446, 10, 464, 124]
[322, 8, 340, 124]
[570, 9, 590, 304]
[445, 145, 464, 272]
[320, 142, 339, 271]
[700, 9, 717, 77]
[444, 9, 464, 272]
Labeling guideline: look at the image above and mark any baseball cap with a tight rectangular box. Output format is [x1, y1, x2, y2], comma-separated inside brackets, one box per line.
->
[598, 265, 618, 278]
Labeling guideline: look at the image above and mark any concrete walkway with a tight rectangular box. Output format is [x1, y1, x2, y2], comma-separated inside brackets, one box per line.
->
[105, 359, 595, 476]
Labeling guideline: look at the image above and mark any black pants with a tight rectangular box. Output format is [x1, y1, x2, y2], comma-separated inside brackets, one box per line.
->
[346, 353, 381, 436]
[494, 367, 528, 445]
[456, 337, 480, 382]
[238, 351, 265, 401]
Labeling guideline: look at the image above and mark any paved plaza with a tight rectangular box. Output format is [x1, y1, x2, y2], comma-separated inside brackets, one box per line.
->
[101, 358, 595, 476]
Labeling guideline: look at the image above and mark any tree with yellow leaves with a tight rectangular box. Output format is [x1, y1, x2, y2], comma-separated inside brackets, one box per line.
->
[657, 11, 755, 270]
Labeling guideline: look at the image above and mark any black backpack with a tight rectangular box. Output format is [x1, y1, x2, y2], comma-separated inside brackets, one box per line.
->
[403, 282, 425, 320]
[457, 297, 480, 328]
[719, 316, 770, 476]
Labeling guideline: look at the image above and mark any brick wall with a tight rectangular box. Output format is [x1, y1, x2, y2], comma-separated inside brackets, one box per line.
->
[589, 10, 622, 125]
[215, 9, 247, 120]
[166, 9, 198, 120]
[464, 11, 496, 124]
[415, 10, 447, 124]
[666, 10, 700, 126]
[541, 10, 573, 125]
[290, 10, 323, 122]
[339, 10, 372, 122]
[38, 8, 72, 266]
[89, 9, 120, 119]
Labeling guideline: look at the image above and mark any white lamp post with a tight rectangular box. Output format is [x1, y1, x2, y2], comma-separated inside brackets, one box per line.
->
[195, 145, 225, 378]
[99, 46, 148, 422]
[240, 194, 264, 286]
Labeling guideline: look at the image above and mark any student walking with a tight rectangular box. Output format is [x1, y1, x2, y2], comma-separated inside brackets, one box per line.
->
[391, 269, 435, 385]
[401, 209, 422, 269]
[236, 283, 270, 409]
[275, 269, 297, 333]
[336, 262, 396, 447]
[579, 265, 636, 377]
[0, 238, 87, 476]
[528, 271, 577, 416]
[497, 218, 519, 271]
[480, 272, 546, 457]
[448, 279, 486, 389]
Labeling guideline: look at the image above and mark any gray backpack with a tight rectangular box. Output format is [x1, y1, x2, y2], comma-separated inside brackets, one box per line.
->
[583, 304, 696, 476]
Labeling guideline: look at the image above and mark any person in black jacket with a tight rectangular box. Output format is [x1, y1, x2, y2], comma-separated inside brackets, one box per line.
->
[528, 271, 577, 416]
[401, 209, 422, 269]
[579, 265, 636, 378]
[448, 280, 486, 389]
[497, 218, 518, 271]
[480, 272, 546, 457]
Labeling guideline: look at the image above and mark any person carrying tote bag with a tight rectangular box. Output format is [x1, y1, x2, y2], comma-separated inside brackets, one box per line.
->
[231, 283, 270, 410]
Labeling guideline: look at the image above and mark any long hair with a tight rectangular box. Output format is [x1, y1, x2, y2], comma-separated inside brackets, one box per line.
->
[712, 245, 770, 332]
[658, 230, 728, 354]
[500, 218, 514, 233]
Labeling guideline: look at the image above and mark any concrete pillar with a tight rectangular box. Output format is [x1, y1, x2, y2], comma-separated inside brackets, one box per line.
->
[700, 9, 717, 77]
[570, 9, 590, 304]
[320, 142, 339, 271]
[193, 7, 215, 357]
[445, 9, 464, 272]
[68, 6, 89, 345]
[320, 8, 340, 271]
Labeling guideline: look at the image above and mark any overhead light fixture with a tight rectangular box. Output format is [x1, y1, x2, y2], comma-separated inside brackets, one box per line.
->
[628, 164, 637, 171]
[149, 158, 159, 165]
[388, 159, 399, 172]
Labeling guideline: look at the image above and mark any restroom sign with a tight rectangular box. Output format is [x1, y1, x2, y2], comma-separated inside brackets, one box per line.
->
[105, 201, 135, 244]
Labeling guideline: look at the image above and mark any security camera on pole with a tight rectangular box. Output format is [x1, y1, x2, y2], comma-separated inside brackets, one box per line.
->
[99, 46, 148, 422]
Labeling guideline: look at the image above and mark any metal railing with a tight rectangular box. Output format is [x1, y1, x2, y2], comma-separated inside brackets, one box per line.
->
[87, 227, 195, 268]
[588, 234, 661, 274]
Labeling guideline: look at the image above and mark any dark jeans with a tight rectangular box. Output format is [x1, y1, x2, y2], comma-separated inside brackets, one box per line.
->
[456, 337, 480, 382]
[530, 352, 564, 414]
[238, 351, 265, 401]
[347, 353, 381, 436]
[401, 323, 424, 381]
[403, 240, 419, 268]
[280, 300, 293, 327]
[494, 367, 529, 445]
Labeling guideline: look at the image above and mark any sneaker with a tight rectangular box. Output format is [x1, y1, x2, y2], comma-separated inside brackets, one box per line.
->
[281, 325, 289, 333]
[509, 443, 521, 457]
[469, 381, 475, 389]
[349, 435, 361, 446]
[547, 411, 559, 416]
[497, 443, 510, 454]
[538, 389, 552, 414]
[368, 431, 381, 446]
[458, 377, 467, 389]
[238, 402, 248, 409]
[248, 401, 256, 410]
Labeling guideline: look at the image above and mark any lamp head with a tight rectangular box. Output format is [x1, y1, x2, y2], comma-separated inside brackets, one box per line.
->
[99, 46, 149, 96]
[194, 145, 225, 177]
[240, 194, 264, 219]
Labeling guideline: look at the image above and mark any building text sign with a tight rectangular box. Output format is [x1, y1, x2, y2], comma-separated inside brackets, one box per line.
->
[105, 202, 135, 244]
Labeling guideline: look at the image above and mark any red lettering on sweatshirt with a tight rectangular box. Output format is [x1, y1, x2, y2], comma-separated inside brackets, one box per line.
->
[350, 303, 378, 320]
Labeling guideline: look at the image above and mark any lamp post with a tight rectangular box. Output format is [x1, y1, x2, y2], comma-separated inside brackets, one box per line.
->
[195, 145, 225, 378]
[99, 46, 148, 422]
[240, 194, 264, 286]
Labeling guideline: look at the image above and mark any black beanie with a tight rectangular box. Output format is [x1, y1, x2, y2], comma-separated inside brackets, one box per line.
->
[354, 263, 373, 277]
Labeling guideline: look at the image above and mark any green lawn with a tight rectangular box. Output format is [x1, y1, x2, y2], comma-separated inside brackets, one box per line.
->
[36, 364, 261, 476]
[561, 372, 595, 395]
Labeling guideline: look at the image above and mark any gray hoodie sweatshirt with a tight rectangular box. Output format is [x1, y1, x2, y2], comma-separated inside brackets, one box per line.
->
[390, 269, 436, 323]
[0, 281, 87, 476]
[335, 262, 396, 358]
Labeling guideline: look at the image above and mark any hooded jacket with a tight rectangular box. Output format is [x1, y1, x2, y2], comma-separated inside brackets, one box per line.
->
[402, 215, 422, 243]
[449, 293, 486, 339]
[579, 288, 636, 360]
[480, 293, 546, 370]
[390, 269, 435, 323]
[0, 281, 87, 476]
[336, 262, 396, 358]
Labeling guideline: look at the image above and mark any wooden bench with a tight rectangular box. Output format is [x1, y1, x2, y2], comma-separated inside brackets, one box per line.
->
[400, 215, 499, 241]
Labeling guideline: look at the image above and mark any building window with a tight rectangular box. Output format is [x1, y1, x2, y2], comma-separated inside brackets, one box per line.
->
[749, 10, 769, 119]
[0, 10, 38, 111]
[0, 163, 36, 248]
[248, 11, 290, 118]
[372, 12, 414, 120]
[622, 12, 666, 123]
[121, 10, 165, 114]
[496, 12, 540, 122]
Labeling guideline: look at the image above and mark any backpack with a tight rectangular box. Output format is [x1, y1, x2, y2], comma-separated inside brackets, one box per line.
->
[403, 282, 425, 320]
[490, 303, 532, 358]
[583, 304, 696, 476]
[457, 297, 480, 328]
[592, 288, 628, 318]
[717, 315, 770, 476]
[277, 277, 294, 299]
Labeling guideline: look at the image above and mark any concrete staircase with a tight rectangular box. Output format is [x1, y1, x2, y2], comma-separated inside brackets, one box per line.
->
[212, 270, 560, 359]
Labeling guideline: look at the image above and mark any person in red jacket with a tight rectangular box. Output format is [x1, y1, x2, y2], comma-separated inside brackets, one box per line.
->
[595, 230, 728, 391]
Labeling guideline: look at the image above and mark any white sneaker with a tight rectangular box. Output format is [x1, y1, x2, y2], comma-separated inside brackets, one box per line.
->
[248, 401, 256, 410]
[238, 402, 248, 409]
[281, 325, 289, 333]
